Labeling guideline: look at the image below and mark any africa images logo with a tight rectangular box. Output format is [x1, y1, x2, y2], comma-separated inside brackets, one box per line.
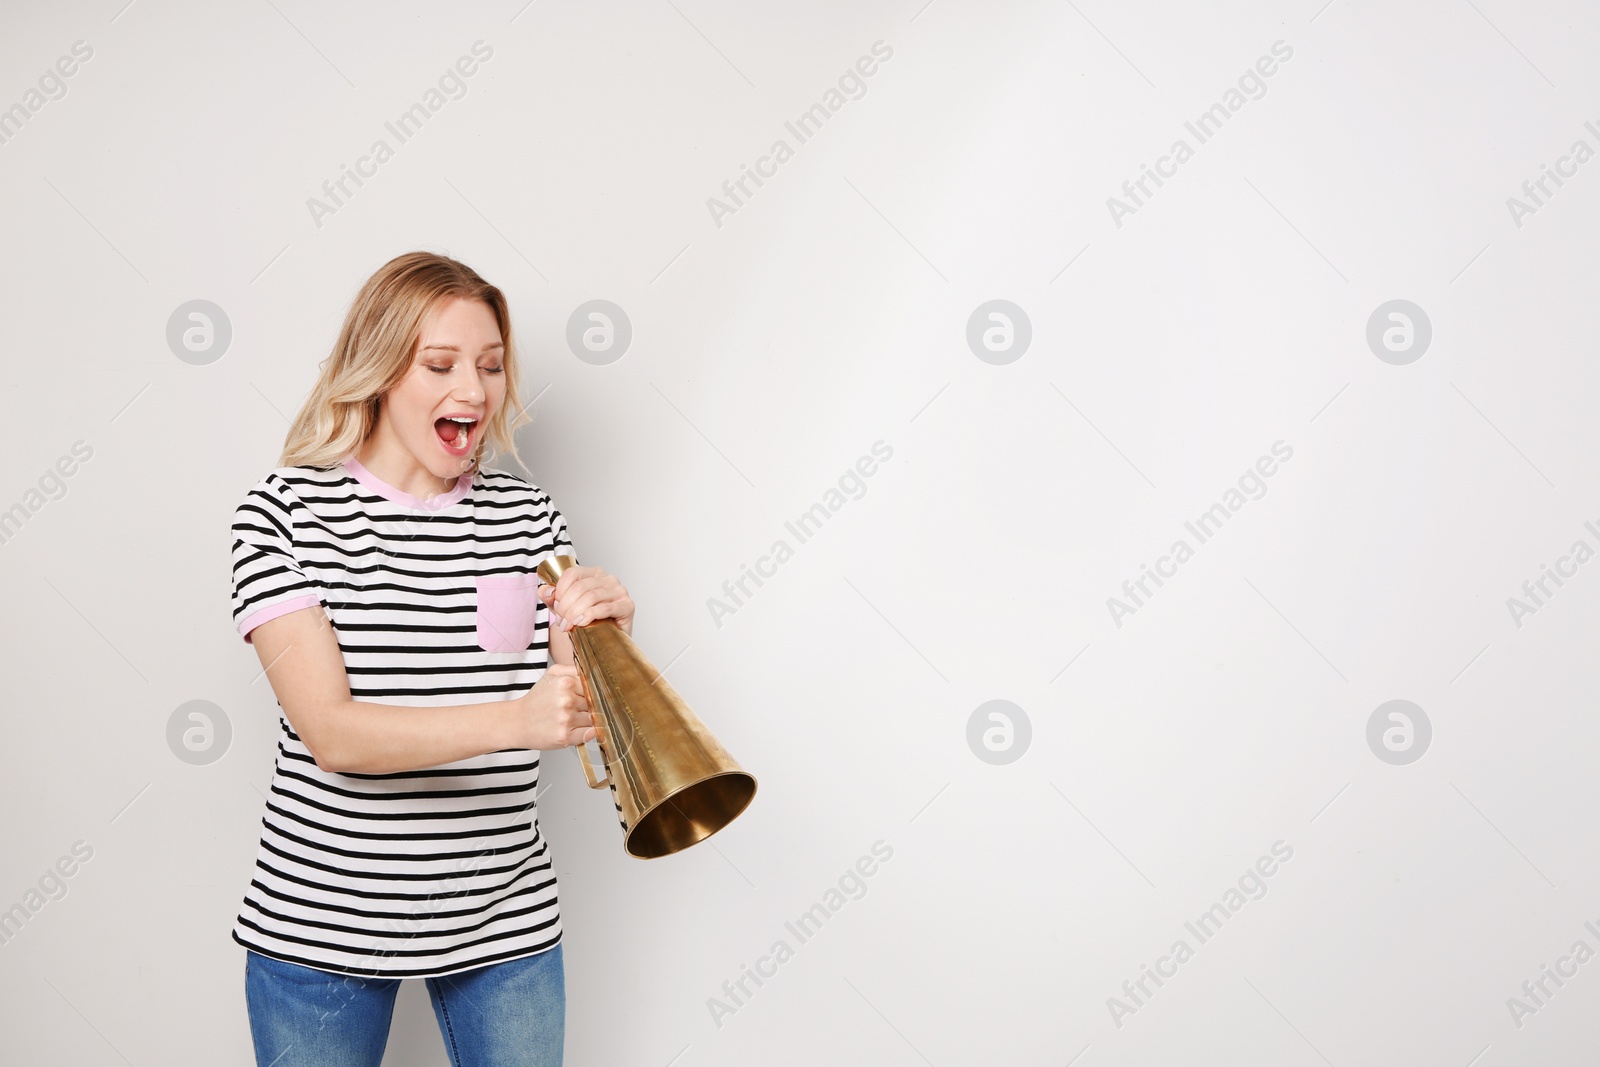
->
[1105, 40, 1294, 228]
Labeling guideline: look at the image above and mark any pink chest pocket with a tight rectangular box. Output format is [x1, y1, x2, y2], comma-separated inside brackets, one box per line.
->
[475, 573, 543, 652]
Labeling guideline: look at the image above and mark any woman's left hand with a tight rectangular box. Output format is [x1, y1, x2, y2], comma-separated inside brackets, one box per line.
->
[537, 566, 634, 637]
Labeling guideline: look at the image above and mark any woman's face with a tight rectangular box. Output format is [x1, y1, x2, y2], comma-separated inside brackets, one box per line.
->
[383, 295, 507, 481]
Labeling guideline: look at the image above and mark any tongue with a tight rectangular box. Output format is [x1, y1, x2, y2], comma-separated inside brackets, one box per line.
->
[435, 419, 463, 444]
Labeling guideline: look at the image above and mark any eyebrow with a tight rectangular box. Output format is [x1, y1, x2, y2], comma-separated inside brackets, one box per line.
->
[418, 342, 505, 353]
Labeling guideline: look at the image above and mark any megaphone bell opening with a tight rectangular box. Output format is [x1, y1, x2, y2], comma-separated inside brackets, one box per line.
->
[625, 772, 757, 859]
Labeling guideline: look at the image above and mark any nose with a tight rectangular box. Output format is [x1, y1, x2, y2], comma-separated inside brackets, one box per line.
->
[451, 365, 485, 405]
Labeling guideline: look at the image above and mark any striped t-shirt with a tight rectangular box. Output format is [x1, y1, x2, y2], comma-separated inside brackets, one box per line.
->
[228, 453, 577, 978]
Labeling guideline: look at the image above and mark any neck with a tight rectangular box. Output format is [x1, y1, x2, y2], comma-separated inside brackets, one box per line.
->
[355, 428, 460, 501]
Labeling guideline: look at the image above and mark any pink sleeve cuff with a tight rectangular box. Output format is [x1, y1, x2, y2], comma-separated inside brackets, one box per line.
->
[239, 594, 322, 644]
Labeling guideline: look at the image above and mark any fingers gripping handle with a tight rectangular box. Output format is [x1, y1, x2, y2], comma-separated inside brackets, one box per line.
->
[539, 553, 608, 787]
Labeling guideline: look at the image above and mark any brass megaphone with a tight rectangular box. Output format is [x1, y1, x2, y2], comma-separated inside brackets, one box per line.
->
[537, 555, 757, 858]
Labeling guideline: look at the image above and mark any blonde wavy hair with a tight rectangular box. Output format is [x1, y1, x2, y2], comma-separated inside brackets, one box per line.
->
[279, 251, 528, 473]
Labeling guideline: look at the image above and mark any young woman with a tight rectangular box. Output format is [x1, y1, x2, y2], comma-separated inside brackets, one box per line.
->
[229, 251, 633, 1066]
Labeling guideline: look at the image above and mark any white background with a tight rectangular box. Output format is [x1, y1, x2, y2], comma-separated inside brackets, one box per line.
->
[2, 1, 1599, 1064]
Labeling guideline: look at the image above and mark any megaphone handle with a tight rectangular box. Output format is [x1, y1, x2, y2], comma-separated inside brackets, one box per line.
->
[576, 738, 608, 788]
[569, 635, 610, 789]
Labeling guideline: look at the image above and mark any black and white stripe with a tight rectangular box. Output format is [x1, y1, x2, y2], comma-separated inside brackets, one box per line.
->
[229, 461, 576, 978]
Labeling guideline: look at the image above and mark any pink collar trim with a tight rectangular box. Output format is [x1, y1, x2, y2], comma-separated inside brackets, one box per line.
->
[340, 453, 473, 511]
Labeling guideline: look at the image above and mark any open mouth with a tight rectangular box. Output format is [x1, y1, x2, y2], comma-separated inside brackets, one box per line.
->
[434, 416, 479, 455]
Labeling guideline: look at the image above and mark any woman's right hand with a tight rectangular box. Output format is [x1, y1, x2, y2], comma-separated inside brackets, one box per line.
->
[517, 664, 595, 750]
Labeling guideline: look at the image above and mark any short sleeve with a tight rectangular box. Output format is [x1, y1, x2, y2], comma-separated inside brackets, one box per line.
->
[548, 497, 579, 567]
[544, 493, 579, 628]
[231, 476, 323, 644]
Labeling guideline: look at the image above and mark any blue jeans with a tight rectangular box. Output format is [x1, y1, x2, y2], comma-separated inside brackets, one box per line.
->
[244, 945, 564, 1066]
